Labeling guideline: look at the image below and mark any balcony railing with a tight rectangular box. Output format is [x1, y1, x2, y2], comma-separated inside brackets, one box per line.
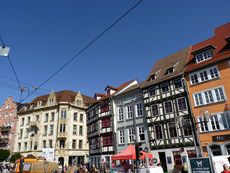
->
[1, 126, 11, 132]
[58, 132, 67, 138]
[30, 121, 39, 127]
[0, 137, 9, 144]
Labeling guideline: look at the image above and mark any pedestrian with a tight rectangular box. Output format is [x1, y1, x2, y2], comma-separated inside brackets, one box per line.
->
[222, 164, 230, 173]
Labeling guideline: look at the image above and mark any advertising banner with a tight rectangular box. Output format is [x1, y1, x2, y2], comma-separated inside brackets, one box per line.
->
[211, 155, 230, 173]
[42, 148, 55, 162]
[190, 157, 212, 173]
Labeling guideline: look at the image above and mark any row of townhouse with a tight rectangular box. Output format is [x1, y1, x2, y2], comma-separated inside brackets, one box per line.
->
[0, 90, 94, 167]
[86, 22, 230, 172]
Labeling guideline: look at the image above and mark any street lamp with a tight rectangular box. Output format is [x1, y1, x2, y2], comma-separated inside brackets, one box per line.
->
[0, 46, 10, 57]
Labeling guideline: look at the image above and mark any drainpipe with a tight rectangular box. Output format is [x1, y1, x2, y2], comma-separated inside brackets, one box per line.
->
[182, 74, 202, 157]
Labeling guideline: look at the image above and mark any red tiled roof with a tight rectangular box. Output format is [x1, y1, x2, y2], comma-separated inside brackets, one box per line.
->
[94, 79, 135, 103]
[185, 23, 230, 72]
[30, 90, 94, 105]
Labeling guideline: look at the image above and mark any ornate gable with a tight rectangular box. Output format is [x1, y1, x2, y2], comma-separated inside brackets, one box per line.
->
[74, 90, 83, 107]
[46, 90, 57, 106]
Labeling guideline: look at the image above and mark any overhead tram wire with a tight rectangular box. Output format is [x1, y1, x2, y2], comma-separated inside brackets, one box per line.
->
[0, 74, 51, 92]
[19, 0, 144, 103]
[0, 35, 24, 101]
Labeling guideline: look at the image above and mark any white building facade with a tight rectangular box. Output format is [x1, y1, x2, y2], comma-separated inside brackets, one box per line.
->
[14, 90, 94, 167]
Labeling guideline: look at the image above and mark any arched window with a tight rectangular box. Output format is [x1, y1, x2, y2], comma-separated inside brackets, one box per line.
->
[210, 144, 222, 156]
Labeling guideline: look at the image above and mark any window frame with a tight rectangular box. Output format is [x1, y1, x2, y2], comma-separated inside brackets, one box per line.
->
[164, 100, 173, 114]
[177, 97, 187, 111]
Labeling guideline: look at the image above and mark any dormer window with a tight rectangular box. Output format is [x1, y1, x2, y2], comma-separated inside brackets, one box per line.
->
[37, 101, 42, 108]
[77, 99, 82, 107]
[165, 67, 174, 75]
[49, 99, 54, 106]
[149, 69, 161, 81]
[195, 49, 213, 63]
[6, 104, 10, 109]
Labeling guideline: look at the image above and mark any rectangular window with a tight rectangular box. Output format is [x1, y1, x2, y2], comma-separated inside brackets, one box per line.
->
[190, 66, 220, 85]
[161, 82, 169, 93]
[74, 113, 77, 121]
[177, 97, 187, 111]
[204, 90, 214, 104]
[210, 114, 220, 130]
[49, 140, 53, 148]
[136, 103, 143, 116]
[164, 101, 173, 113]
[51, 112, 55, 121]
[24, 142, 27, 151]
[20, 129, 23, 138]
[149, 87, 156, 96]
[174, 79, 182, 89]
[79, 126, 83, 135]
[79, 140, 83, 149]
[119, 130, 125, 144]
[127, 105, 133, 119]
[128, 128, 135, 143]
[36, 115, 39, 121]
[50, 125, 54, 135]
[195, 49, 212, 63]
[138, 126, 145, 141]
[155, 125, 163, 140]
[43, 140, 46, 148]
[72, 140, 76, 149]
[194, 93, 204, 106]
[168, 123, 177, 138]
[44, 126, 47, 135]
[214, 87, 225, 102]
[80, 114, 83, 122]
[61, 110, 66, 118]
[27, 117, 30, 125]
[101, 117, 111, 128]
[18, 143, 21, 151]
[45, 113, 49, 122]
[26, 128, 29, 138]
[198, 117, 209, 132]
[183, 120, 192, 136]
[193, 86, 225, 107]
[73, 125, 77, 135]
[118, 107, 124, 121]
[101, 103, 110, 113]
[151, 104, 159, 116]
[190, 74, 199, 85]
[21, 118, 24, 126]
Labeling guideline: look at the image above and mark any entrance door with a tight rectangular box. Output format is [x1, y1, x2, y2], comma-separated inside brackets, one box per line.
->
[158, 152, 168, 172]
[59, 157, 64, 167]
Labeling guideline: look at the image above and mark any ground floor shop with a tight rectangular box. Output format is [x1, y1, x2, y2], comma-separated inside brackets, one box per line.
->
[89, 154, 112, 169]
[151, 146, 196, 172]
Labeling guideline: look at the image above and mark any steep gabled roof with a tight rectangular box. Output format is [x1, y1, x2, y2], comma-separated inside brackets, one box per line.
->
[30, 90, 94, 105]
[141, 47, 190, 88]
[94, 79, 136, 103]
[185, 23, 230, 72]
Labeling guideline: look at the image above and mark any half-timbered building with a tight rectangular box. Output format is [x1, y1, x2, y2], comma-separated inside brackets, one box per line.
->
[141, 47, 197, 172]
[86, 80, 137, 169]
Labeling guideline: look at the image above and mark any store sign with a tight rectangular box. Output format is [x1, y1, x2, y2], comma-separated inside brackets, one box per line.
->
[213, 134, 230, 141]
[190, 158, 212, 173]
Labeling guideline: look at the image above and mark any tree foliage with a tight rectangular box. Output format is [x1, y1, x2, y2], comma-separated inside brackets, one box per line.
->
[0, 149, 10, 162]
[9, 153, 21, 163]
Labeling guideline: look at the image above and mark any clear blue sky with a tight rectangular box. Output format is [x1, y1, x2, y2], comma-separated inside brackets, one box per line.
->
[0, 0, 229, 104]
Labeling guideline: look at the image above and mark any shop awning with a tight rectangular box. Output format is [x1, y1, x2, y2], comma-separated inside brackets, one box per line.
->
[111, 144, 153, 160]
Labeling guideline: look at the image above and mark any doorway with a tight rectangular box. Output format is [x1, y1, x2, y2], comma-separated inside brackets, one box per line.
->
[158, 152, 168, 172]
[59, 157, 64, 167]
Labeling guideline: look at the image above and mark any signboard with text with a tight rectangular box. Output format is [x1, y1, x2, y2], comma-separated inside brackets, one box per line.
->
[190, 157, 212, 173]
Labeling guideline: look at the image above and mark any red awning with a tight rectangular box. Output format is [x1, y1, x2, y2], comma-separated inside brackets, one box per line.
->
[111, 144, 153, 160]
[139, 151, 153, 160]
[111, 144, 136, 160]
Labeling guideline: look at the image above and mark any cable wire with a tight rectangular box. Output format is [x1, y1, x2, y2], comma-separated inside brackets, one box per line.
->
[19, 0, 144, 103]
